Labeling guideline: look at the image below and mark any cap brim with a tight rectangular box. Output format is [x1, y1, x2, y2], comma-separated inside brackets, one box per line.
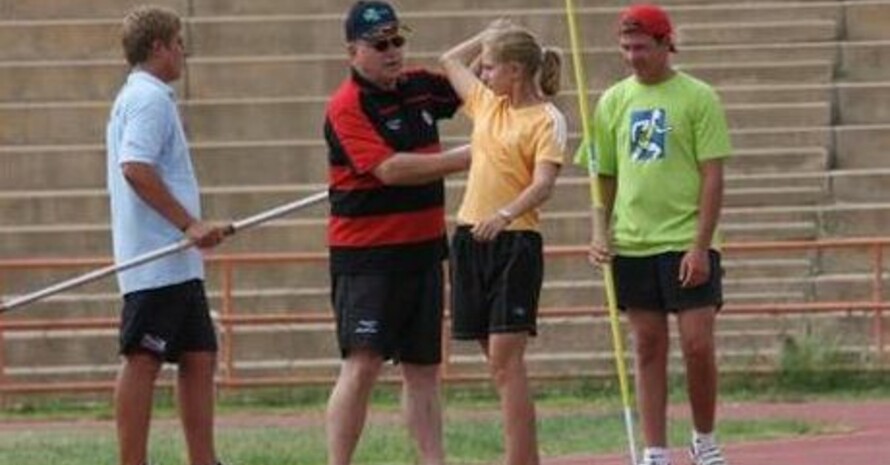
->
[361, 22, 412, 40]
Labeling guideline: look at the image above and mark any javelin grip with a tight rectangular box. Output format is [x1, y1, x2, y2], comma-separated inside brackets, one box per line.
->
[0, 190, 329, 314]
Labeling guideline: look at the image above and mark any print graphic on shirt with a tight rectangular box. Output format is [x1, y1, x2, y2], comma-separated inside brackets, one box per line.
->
[629, 108, 671, 162]
[355, 319, 380, 335]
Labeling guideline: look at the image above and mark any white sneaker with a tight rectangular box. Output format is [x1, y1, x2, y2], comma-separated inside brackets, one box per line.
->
[689, 441, 727, 465]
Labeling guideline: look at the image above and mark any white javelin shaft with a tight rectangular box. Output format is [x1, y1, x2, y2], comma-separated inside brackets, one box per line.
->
[0, 190, 329, 313]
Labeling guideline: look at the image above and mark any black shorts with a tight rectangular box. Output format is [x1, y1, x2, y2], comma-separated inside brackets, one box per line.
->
[450, 226, 543, 340]
[331, 266, 443, 365]
[120, 279, 217, 363]
[613, 250, 723, 313]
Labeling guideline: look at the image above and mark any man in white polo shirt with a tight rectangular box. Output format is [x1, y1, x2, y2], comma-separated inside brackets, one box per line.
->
[105, 6, 228, 465]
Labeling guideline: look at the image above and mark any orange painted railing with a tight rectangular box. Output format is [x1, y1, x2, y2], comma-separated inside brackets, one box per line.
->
[0, 237, 887, 394]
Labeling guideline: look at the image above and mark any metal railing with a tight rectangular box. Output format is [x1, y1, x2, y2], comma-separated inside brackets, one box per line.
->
[0, 237, 887, 394]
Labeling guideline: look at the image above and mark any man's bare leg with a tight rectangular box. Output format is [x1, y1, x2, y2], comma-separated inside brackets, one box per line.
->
[326, 349, 384, 465]
[401, 363, 445, 465]
[116, 352, 161, 465]
[177, 351, 218, 465]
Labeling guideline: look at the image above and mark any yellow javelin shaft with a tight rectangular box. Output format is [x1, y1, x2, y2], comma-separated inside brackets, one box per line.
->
[563, 1, 638, 463]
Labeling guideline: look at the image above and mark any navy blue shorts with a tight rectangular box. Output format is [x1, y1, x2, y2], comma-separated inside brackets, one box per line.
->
[120, 279, 217, 363]
[331, 266, 443, 365]
[450, 226, 543, 340]
[613, 250, 723, 313]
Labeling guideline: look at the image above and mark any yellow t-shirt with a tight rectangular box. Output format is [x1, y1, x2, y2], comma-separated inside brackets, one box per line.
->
[457, 82, 567, 231]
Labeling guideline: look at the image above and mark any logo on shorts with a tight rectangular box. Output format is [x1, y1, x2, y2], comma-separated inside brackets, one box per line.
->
[513, 307, 527, 317]
[140, 333, 167, 354]
[422, 110, 434, 126]
[355, 319, 379, 335]
[386, 118, 403, 131]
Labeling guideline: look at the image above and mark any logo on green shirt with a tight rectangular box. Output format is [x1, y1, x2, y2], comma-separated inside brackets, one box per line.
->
[630, 108, 671, 162]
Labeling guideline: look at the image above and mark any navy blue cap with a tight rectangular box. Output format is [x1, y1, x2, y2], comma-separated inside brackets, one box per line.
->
[344, 1, 401, 41]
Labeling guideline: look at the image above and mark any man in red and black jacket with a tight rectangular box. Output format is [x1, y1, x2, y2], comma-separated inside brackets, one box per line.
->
[322, 2, 469, 465]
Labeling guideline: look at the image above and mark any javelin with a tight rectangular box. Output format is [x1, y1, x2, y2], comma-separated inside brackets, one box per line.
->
[0, 190, 329, 314]
[563, 1, 638, 464]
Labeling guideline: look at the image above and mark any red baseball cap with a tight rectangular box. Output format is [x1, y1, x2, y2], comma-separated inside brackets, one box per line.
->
[618, 3, 676, 51]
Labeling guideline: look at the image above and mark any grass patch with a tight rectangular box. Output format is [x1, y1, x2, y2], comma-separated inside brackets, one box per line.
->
[2, 370, 890, 422]
[0, 337, 883, 464]
[0, 411, 830, 465]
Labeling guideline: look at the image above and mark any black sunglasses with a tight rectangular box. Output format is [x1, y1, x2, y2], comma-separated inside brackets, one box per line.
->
[367, 35, 406, 52]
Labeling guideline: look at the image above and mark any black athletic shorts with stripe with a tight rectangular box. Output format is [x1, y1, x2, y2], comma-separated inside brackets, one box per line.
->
[450, 226, 544, 340]
[613, 250, 723, 312]
[120, 279, 217, 363]
[331, 266, 443, 365]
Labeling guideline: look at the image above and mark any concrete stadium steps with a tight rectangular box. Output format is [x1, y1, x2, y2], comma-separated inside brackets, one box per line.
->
[729, 147, 829, 174]
[730, 126, 832, 150]
[726, 170, 829, 191]
[846, 0, 890, 41]
[837, 82, 890, 124]
[0, 173, 828, 226]
[0, 97, 832, 146]
[678, 19, 838, 46]
[0, 206, 824, 260]
[841, 41, 890, 82]
[816, 246, 890, 276]
[0, 60, 129, 103]
[0, 3, 844, 61]
[181, 54, 833, 101]
[0, 253, 815, 322]
[812, 273, 890, 302]
[835, 124, 890, 169]
[0, 277, 794, 323]
[6, 0, 890, 388]
[721, 206, 820, 242]
[2, 311, 877, 384]
[829, 169, 890, 203]
[0, 141, 330, 190]
[822, 203, 890, 237]
[0, 125, 834, 190]
[0, 0, 839, 20]
[183, 0, 839, 18]
[0, 44, 839, 103]
[0, 0, 186, 20]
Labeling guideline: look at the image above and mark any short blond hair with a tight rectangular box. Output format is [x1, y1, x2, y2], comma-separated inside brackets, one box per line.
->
[121, 5, 181, 66]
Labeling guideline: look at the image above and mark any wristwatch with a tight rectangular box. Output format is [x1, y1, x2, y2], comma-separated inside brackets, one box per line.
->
[496, 208, 514, 223]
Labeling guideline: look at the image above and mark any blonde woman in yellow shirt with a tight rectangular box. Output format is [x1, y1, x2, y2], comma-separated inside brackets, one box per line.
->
[441, 20, 566, 465]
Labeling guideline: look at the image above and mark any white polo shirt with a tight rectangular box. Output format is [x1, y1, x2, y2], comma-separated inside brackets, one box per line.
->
[106, 70, 204, 294]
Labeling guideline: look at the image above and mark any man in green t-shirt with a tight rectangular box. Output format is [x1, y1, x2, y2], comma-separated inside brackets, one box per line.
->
[581, 4, 731, 465]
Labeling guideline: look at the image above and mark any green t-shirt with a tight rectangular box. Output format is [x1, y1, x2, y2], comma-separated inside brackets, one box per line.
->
[576, 71, 732, 256]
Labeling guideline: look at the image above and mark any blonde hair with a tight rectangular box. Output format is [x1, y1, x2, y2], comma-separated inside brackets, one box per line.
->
[484, 28, 562, 97]
[121, 5, 181, 66]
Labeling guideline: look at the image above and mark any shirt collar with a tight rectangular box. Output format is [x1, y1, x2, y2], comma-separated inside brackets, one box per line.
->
[350, 67, 401, 95]
[128, 69, 176, 98]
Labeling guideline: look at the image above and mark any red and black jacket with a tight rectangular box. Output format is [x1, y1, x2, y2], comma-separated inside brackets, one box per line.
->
[324, 68, 461, 273]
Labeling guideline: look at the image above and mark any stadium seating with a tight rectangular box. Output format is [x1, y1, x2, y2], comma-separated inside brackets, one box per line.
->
[1, 0, 888, 385]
